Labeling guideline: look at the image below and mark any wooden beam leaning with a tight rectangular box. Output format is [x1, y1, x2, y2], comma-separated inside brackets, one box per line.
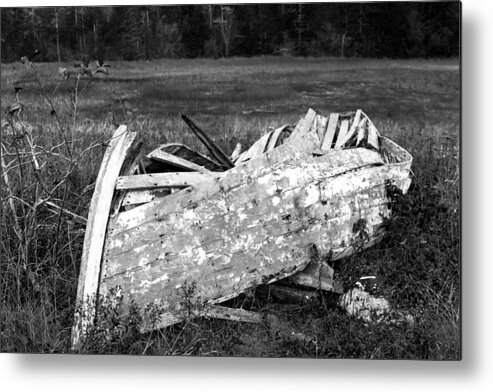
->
[339, 109, 362, 148]
[287, 108, 317, 143]
[321, 112, 339, 150]
[313, 115, 329, 146]
[230, 143, 242, 162]
[334, 119, 350, 150]
[348, 110, 362, 139]
[181, 113, 234, 170]
[235, 131, 273, 165]
[116, 172, 217, 191]
[356, 117, 368, 147]
[148, 149, 213, 174]
[71, 125, 138, 350]
[155, 143, 225, 172]
[367, 116, 381, 151]
[265, 125, 288, 152]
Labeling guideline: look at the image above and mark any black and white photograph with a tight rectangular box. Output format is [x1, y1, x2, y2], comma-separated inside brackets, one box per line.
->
[1, 0, 461, 363]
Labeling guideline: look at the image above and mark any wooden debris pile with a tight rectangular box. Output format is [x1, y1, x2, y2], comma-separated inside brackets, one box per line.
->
[72, 108, 413, 349]
[233, 109, 382, 166]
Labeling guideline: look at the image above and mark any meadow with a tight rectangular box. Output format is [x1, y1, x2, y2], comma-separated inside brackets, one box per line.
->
[0, 56, 460, 358]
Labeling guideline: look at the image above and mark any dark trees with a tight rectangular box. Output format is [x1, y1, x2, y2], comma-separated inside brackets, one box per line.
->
[0, 3, 460, 63]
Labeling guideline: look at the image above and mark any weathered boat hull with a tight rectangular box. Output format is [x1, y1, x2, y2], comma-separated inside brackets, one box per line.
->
[72, 108, 412, 347]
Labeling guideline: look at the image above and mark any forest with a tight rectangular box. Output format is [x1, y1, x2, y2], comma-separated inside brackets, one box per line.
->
[1, 2, 460, 63]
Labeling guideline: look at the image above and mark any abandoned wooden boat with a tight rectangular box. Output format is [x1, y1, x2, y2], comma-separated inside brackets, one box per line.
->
[71, 108, 412, 348]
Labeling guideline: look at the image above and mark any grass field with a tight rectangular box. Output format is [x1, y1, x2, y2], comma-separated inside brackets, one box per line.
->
[0, 56, 460, 358]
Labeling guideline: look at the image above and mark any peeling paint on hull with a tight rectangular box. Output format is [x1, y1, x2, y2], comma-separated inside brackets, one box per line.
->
[101, 147, 411, 332]
[73, 108, 413, 346]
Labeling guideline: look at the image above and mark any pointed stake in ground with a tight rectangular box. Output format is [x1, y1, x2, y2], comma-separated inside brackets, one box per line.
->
[181, 113, 234, 170]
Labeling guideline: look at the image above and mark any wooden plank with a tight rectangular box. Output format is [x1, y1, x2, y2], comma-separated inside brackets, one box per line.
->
[349, 110, 362, 138]
[275, 126, 293, 148]
[121, 187, 183, 208]
[338, 109, 361, 148]
[265, 125, 287, 152]
[115, 172, 214, 191]
[139, 304, 267, 332]
[157, 143, 225, 172]
[72, 125, 138, 349]
[313, 115, 329, 146]
[367, 118, 381, 151]
[334, 119, 349, 150]
[264, 284, 320, 304]
[356, 117, 368, 147]
[121, 189, 173, 207]
[279, 109, 318, 155]
[148, 149, 212, 174]
[201, 306, 266, 324]
[380, 136, 413, 168]
[119, 140, 145, 176]
[109, 138, 145, 217]
[181, 114, 234, 169]
[235, 131, 273, 165]
[321, 113, 339, 150]
[287, 108, 317, 143]
[288, 273, 341, 293]
[288, 261, 343, 293]
[230, 143, 242, 162]
[141, 304, 293, 341]
[341, 129, 358, 149]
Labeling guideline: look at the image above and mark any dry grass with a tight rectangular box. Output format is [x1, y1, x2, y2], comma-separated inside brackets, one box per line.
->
[0, 56, 459, 358]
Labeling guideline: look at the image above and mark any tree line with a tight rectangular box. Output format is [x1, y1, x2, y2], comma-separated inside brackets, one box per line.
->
[0, 2, 460, 63]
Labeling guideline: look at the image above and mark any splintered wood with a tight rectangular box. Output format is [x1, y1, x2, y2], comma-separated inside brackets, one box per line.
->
[73, 108, 413, 344]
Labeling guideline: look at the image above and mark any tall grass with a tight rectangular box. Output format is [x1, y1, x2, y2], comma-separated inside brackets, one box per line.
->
[0, 57, 459, 358]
